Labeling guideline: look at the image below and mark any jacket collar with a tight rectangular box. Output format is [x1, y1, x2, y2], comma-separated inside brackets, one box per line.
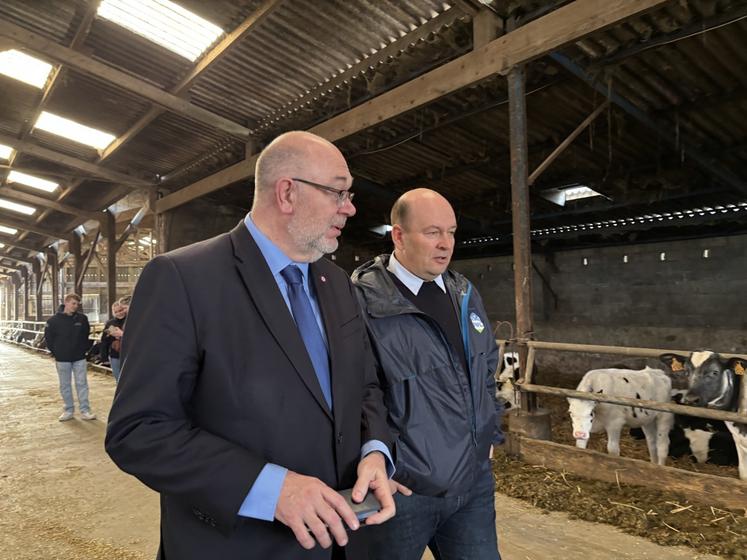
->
[353, 254, 469, 319]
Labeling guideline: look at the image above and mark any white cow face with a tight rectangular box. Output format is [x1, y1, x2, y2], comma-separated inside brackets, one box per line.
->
[568, 398, 595, 440]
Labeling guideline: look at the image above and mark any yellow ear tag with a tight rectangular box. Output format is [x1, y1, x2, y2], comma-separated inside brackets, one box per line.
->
[735, 361, 746, 376]
[670, 357, 684, 372]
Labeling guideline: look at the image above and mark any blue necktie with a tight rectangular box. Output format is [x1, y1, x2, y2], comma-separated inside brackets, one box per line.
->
[281, 265, 333, 409]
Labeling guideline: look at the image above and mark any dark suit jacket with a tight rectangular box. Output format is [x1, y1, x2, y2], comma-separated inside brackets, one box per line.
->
[105, 223, 391, 560]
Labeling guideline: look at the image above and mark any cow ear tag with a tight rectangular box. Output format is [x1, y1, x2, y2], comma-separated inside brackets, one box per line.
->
[670, 357, 684, 372]
[735, 361, 746, 376]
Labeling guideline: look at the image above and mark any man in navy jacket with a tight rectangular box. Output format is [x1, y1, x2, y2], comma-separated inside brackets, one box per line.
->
[353, 189, 503, 560]
[45, 293, 95, 421]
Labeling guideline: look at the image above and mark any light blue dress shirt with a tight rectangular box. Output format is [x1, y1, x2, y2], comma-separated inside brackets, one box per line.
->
[239, 214, 393, 521]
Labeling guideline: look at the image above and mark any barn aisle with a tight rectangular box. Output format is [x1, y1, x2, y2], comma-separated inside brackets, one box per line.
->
[0, 343, 723, 560]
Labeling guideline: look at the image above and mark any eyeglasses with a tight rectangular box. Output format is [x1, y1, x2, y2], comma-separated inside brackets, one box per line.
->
[292, 177, 355, 206]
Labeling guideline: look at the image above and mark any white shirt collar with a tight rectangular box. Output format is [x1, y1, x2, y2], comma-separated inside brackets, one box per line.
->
[386, 253, 446, 296]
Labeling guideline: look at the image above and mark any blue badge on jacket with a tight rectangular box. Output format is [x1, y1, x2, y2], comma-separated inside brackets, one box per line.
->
[469, 312, 485, 333]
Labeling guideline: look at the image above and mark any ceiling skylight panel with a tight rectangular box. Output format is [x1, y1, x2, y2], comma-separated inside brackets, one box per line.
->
[0, 198, 36, 216]
[97, 0, 224, 61]
[0, 144, 13, 160]
[0, 50, 53, 89]
[7, 171, 59, 193]
[35, 112, 116, 150]
[0, 225, 19, 236]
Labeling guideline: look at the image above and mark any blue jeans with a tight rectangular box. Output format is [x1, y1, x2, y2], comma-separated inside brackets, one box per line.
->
[110, 357, 121, 383]
[56, 360, 91, 413]
[367, 467, 501, 560]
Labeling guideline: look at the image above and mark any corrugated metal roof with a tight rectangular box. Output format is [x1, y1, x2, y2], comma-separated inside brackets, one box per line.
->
[0, 0, 746, 254]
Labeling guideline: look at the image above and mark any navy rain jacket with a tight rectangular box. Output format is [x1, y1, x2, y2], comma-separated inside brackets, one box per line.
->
[352, 255, 502, 497]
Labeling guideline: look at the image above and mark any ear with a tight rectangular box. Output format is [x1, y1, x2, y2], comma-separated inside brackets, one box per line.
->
[660, 353, 688, 373]
[727, 357, 747, 376]
[275, 177, 295, 214]
[391, 224, 404, 250]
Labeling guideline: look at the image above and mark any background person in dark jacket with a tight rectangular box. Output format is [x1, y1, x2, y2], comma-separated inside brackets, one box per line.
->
[45, 293, 96, 421]
[352, 188, 502, 560]
[100, 299, 128, 382]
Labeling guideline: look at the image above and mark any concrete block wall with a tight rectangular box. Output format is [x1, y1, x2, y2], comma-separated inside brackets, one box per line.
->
[451, 234, 747, 376]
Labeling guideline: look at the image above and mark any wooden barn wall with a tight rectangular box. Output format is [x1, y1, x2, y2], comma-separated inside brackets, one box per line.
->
[452, 234, 747, 377]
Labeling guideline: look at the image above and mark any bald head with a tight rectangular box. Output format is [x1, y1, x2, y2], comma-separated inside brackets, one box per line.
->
[390, 188, 457, 281]
[249, 130, 355, 262]
[254, 131, 342, 200]
[391, 188, 453, 230]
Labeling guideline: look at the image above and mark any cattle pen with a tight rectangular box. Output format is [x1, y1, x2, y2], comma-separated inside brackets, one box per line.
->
[499, 339, 747, 511]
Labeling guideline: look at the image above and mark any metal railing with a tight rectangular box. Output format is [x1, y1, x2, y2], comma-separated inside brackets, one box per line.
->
[499, 339, 747, 423]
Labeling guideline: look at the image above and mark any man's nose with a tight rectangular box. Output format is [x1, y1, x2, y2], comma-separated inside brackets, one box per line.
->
[438, 233, 453, 248]
[339, 197, 356, 217]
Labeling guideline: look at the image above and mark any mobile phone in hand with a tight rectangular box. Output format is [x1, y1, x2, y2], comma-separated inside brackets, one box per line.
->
[338, 488, 380, 521]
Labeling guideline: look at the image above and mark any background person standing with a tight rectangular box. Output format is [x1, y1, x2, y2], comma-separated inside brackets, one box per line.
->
[100, 298, 129, 382]
[44, 293, 96, 421]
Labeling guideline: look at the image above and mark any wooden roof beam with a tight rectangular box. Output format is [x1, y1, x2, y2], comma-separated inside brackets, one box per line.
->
[0, 19, 251, 141]
[156, 0, 668, 213]
[0, 187, 101, 222]
[0, 134, 155, 188]
[0, 213, 67, 239]
[100, 0, 282, 160]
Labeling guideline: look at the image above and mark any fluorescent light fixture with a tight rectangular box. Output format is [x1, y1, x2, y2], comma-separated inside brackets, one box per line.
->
[0, 225, 19, 235]
[75, 225, 87, 236]
[97, 0, 224, 61]
[0, 144, 13, 160]
[7, 170, 59, 192]
[0, 198, 36, 215]
[138, 236, 157, 246]
[0, 49, 53, 89]
[540, 184, 604, 207]
[563, 185, 603, 201]
[369, 224, 393, 236]
[35, 111, 116, 150]
[0, 242, 4, 248]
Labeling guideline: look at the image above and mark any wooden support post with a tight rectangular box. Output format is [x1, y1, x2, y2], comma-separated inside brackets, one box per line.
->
[151, 189, 169, 255]
[13, 273, 20, 320]
[47, 249, 59, 310]
[32, 258, 42, 321]
[528, 100, 610, 186]
[76, 232, 100, 296]
[20, 266, 29, 320]
[70, 233, 83, 296]
[507, 63, 537, 412]
[473, 8, 503, 48]
[102, 210, 117, 314]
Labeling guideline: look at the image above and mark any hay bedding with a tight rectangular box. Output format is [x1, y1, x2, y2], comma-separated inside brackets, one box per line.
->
[493, 371, 746, 560]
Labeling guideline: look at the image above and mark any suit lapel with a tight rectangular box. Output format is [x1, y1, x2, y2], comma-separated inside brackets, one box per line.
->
[229, 224, 333, 420]
[309, 262, 343, 410]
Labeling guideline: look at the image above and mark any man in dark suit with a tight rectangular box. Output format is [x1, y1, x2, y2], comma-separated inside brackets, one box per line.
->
[105, 131, 395, 559]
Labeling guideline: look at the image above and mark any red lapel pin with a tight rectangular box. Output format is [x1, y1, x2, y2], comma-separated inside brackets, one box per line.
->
[320, 275, 326, 283]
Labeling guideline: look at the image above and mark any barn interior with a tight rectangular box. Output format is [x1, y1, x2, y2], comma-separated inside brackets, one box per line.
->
[0, 1, 746, 557]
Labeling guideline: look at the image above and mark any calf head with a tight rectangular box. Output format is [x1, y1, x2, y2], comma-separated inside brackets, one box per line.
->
[660, 351, 746, 410]
[496, 351, 521, 409]
[567, 398, 595, 440]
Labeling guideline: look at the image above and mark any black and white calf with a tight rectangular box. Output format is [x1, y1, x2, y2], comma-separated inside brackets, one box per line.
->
[660, 351, 747, 480]
[631, 390, 738, 465]
[568, 367, 674, 465]
[496, 351, 520, 409]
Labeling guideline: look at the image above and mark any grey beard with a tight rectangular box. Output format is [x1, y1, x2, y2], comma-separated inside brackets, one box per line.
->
[287, 219, 339, 262]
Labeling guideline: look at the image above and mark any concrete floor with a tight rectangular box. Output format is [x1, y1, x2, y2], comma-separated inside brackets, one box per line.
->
[0, 342, 724, 559]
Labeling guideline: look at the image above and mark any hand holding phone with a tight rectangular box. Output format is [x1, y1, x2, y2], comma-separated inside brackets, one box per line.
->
[337, 488, 381, 521]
